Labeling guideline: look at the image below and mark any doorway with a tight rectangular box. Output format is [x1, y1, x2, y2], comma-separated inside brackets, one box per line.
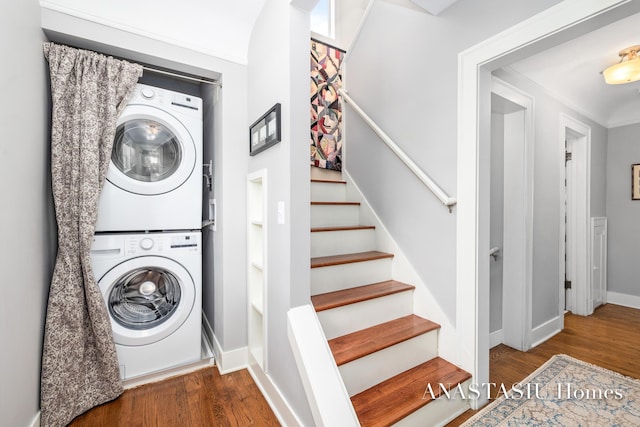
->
[457, 0, 640, 409]
[489, 77, 533, 352]
[559, 114, 591, 318]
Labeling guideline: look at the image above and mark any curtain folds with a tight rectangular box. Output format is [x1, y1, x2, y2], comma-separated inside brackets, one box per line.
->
[41, 42, 142, 427]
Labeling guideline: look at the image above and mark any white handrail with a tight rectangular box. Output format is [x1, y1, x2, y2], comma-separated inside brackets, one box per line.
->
[339, 89, 457, 212]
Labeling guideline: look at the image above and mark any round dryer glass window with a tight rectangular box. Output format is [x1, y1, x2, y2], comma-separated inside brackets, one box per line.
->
[108, 267, 182, 330]
[112, 119, 182, 182]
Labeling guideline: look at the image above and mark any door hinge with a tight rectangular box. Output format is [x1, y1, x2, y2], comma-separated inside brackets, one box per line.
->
[565, 152, 572, 162]
[565, 280, 572, 289]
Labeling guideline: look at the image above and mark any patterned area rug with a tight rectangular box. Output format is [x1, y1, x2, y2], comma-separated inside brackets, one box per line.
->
[462, 354, 640, 426]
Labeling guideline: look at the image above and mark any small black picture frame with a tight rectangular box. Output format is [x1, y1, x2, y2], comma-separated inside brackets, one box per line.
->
[249, 103, 281, 156]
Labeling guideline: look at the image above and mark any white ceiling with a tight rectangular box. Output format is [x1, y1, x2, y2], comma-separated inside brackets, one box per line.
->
[506, 11, 640, 129]
[410, 0, 460, 15]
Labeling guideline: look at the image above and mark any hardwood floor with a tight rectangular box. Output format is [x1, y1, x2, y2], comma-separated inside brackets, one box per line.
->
[447, 303, 640, 426]
[68, 304, 640, 426]
[69, 367, 280, 427]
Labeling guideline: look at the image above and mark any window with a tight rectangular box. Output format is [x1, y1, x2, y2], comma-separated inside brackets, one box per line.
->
[310, 0, 335, 39]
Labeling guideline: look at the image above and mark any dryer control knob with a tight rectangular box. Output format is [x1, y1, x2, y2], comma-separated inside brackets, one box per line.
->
[140, 87, 155, 99]
[140, 238, 154, 250]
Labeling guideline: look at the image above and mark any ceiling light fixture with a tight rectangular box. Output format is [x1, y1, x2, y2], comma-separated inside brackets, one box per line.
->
[603, 45, 640, 84]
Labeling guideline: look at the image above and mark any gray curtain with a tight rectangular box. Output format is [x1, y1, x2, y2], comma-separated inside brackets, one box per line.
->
[41, 43, 142, 427]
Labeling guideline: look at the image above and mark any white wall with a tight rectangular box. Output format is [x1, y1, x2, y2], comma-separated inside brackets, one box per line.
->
[606, 123, 640, 298]
[247, 0, 313, 424]
[493, 68, 608, 328]
[0, 0, 56, 425]
[39, 0, 266, 64]
[342, 0, 562, 324]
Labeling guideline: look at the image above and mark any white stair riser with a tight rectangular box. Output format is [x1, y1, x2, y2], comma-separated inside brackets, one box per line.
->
[311, 229, 376, 258]
[311, 258, 392, 295]
[392, 379, 472, 427]
[340, 332, 439, 396]
[311, 204, 360, 227]
[311, 182, 347, 202]
[318, 292, 413, 339]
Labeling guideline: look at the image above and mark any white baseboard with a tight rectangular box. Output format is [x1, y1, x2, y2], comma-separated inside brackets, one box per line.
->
[606, 291, 640, 310]
[212, 333, 248, 374]
[123, 356, 215, 389]
[30, 411, 40, 427]
[489, 330, 503, 349]
[531, 315, 561, 348]
[247, 356, 303, 427]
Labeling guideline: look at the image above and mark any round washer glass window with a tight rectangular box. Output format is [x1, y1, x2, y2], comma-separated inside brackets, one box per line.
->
[109, 267, 182, 330]
[112, 119, 182, 182]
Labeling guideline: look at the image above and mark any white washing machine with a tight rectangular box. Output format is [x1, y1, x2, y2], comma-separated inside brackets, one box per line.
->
[90, 231, 202, 380]
[95, 83, 203, 232]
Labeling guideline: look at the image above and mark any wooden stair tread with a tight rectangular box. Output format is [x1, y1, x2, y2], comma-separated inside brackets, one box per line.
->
[311, 225, 375, 233]
[311, 201, 360, 205]
[311, 179, 347, 184]
[328, 315, 440, 366]
[351, 357, 472, 427]
[312, 280, 414, 312]
[311, 251, 393, 268]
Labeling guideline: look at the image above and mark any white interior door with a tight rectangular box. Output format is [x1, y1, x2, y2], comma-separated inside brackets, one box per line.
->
[591, 217, 607, 310]
[564, 138, 574, 312]
[490, 78, 533, 352]
[560, 114, 591, 316]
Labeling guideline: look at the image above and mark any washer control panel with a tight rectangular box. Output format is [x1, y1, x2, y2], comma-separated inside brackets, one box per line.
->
[123, 232, 200, 255]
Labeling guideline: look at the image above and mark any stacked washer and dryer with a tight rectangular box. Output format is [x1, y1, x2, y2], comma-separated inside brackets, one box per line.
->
[91, 84, 204, 380]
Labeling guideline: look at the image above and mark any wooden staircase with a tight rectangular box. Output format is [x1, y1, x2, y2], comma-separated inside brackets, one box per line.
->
[310, 178, 471, 426]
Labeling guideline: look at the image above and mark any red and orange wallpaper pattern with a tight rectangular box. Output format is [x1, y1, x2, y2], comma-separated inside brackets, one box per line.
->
[310, 39, 344, 171]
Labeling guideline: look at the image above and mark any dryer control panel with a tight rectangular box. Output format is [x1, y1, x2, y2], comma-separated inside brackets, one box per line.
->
[130, 83, 202, 118]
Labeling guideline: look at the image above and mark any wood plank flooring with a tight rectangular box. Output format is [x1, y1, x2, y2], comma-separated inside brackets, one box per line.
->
[68, 304, 640, 426]
[68, 367, 279, 427]
[447, 303, 640, 426]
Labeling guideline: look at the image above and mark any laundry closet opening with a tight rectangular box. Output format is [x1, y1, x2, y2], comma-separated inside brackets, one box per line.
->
[90, 64, 220, 384]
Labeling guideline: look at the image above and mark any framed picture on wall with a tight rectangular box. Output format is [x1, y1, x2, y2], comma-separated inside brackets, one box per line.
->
[249, 103, 281, 156]
[633, 164, 640, 200]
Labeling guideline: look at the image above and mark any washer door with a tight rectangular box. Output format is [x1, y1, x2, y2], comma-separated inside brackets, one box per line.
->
[107, 105, 196, 195]
[97, 256, 195, 346]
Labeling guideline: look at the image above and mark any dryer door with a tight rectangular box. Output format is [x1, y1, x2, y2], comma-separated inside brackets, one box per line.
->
[107, 105, 196, 195]
[97, 256, 196, 346]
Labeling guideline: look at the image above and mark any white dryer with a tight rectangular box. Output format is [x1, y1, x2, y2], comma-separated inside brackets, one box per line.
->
[95, 83, 203, 232]
[90, 231, 202, 380]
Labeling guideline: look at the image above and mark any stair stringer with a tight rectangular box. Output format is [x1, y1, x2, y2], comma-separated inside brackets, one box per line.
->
[288, 305, 359, 427]
[342, 170, 472, 376]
